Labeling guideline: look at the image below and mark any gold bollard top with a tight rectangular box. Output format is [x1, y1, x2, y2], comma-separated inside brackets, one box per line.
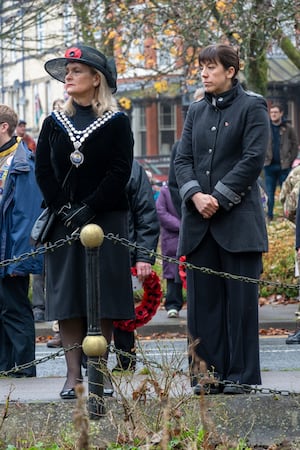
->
[82, 335, 107, 357]
[80, 224, 104, 248]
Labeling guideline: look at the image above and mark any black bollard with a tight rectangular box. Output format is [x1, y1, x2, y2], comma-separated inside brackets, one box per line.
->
[80, 224, 107, 420]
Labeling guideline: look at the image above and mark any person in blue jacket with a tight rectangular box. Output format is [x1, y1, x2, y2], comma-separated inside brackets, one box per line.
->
[0, 104, 43, 378]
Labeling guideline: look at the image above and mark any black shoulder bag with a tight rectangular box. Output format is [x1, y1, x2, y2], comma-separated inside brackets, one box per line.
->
[31, 166, 73, 245]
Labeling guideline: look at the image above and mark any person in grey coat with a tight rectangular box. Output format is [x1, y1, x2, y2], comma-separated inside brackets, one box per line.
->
[175, 44, 269, 395]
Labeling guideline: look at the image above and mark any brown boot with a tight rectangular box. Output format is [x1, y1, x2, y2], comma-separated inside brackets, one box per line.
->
[47, 332, 62, 348]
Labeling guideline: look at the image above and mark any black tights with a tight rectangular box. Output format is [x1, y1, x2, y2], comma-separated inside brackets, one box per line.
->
[59, 318, 113, 391]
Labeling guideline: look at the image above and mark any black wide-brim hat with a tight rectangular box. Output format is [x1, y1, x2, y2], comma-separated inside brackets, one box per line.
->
[44, 44, 117, 93]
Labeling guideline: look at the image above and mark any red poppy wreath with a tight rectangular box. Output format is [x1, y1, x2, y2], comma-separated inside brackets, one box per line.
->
[113, 267, 162, 332]
[179, 255, 187, 290]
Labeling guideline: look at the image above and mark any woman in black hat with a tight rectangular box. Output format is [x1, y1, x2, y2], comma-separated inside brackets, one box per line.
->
[35, 44, 135, 399]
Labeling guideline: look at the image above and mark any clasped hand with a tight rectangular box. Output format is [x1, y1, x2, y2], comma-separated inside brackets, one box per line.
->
[56, 202, 95, 232]
[192, 192, 219, 219]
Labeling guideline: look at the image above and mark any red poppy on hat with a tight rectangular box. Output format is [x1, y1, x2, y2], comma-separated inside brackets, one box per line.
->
[65, 47, 82, 59]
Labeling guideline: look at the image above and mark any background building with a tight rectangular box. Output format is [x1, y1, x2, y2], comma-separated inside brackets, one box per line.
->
[0, 1, 299, 157]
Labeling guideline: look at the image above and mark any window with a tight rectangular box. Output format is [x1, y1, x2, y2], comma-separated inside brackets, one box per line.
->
[132, 105, 147, 156]
[36, 13, 44, 51]
[159, 103, 176, 155]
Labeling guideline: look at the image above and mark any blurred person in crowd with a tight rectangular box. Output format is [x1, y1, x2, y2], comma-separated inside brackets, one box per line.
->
[35, 43, 135, 399]
[175, 43, 269, 395]
[156, 183, 183, 318]
[264, 103, 298, 222]
[16, 119, 36, 152]
[168, 141, 182, 217]
[169, 91, 205, 218]
[0, 104, 43, 377]
[33, 98, 66, 325]
[146, 169, 161, 201]
[52, 98, 65, 111]
[279, 154, 300, 224]
[284, 156, 300, 345]
[113, 159, 160, 372]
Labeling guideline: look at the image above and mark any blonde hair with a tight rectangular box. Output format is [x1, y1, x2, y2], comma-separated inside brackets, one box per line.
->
[0, 104, 18, 136]
[64, 69, 119, 117]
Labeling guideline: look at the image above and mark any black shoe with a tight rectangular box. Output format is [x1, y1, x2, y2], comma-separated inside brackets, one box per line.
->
[112, 363, 136, 373]
[286, 329, 300, 345]
[193, 382, 222, 395]
[33, 309, 45, 322]
[103, 387, 114, 397]
[103, 376, 114, 397]
[223, 383, 248, 395]
[47, 332, 62, 348]
[60, 388, 76, 400]
[11, 371, 36, 378]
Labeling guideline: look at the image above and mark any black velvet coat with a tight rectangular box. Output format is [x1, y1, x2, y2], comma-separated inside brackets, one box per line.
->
[35, 111, 133, 212]
[35, 110, 135, 321]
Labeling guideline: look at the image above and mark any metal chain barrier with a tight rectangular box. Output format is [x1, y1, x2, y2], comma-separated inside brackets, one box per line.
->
[105, 233, 300, 291]
[0, 230, 298, 398]
[0, 344, 295, 397]
[0, 233, 79, 269]
[0, 230, 298, 290]
[107, 344, 294, 396]
[0, 344, 80, 377]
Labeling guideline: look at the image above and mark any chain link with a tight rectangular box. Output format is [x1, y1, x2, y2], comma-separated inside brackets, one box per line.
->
[0, 230, 298, 290]
[0, 232, 80, 268]
[0, 344, 295, 396]
[0, 344, 80, 377]
[0, 230, 298, 398]
[105, 232, 300, 290]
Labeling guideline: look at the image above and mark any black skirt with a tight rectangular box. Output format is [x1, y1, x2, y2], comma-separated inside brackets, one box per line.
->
[44, 210, 135, 321]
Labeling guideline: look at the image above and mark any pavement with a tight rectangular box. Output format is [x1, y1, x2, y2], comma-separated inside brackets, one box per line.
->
[1, 302, 299, 403]
[1, 302, 300, 446]
[34, 301, 300, 338]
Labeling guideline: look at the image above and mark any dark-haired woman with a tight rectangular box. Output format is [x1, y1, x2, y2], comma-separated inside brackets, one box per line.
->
[175, 44, 269, 394]
[35, 44, 134, 399]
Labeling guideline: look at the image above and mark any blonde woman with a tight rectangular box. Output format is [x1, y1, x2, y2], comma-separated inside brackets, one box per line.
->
[35, 44, 134, 399]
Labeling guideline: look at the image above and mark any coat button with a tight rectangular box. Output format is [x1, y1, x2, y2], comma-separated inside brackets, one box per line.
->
[228, 202, 233, 207]
[206, 170, 210, 175]
[208, 148, 212, 153]
[211, 126, 217, 131]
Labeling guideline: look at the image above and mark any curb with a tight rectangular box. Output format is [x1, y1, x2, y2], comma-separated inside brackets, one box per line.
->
[35, 320, 297, 340]
[35, 304, 300, 338]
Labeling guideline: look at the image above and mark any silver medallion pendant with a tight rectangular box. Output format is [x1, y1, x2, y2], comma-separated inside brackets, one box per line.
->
[53, 110, 118, 168]
[70, 149, 84, 167]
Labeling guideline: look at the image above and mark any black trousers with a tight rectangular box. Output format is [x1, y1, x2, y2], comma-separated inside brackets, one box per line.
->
[32, 272, 45, 311]
[186, 232, 262, 385]
[0, 275, 36, 377]
[113, 327, 136, 369]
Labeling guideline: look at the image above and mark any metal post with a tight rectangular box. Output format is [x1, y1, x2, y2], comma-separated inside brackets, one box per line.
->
[80, 224, 107, 420]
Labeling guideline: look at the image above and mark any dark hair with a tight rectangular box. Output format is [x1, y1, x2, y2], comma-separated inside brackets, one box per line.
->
[198, 44, 240, 78]
[270, 102, 284, 112]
